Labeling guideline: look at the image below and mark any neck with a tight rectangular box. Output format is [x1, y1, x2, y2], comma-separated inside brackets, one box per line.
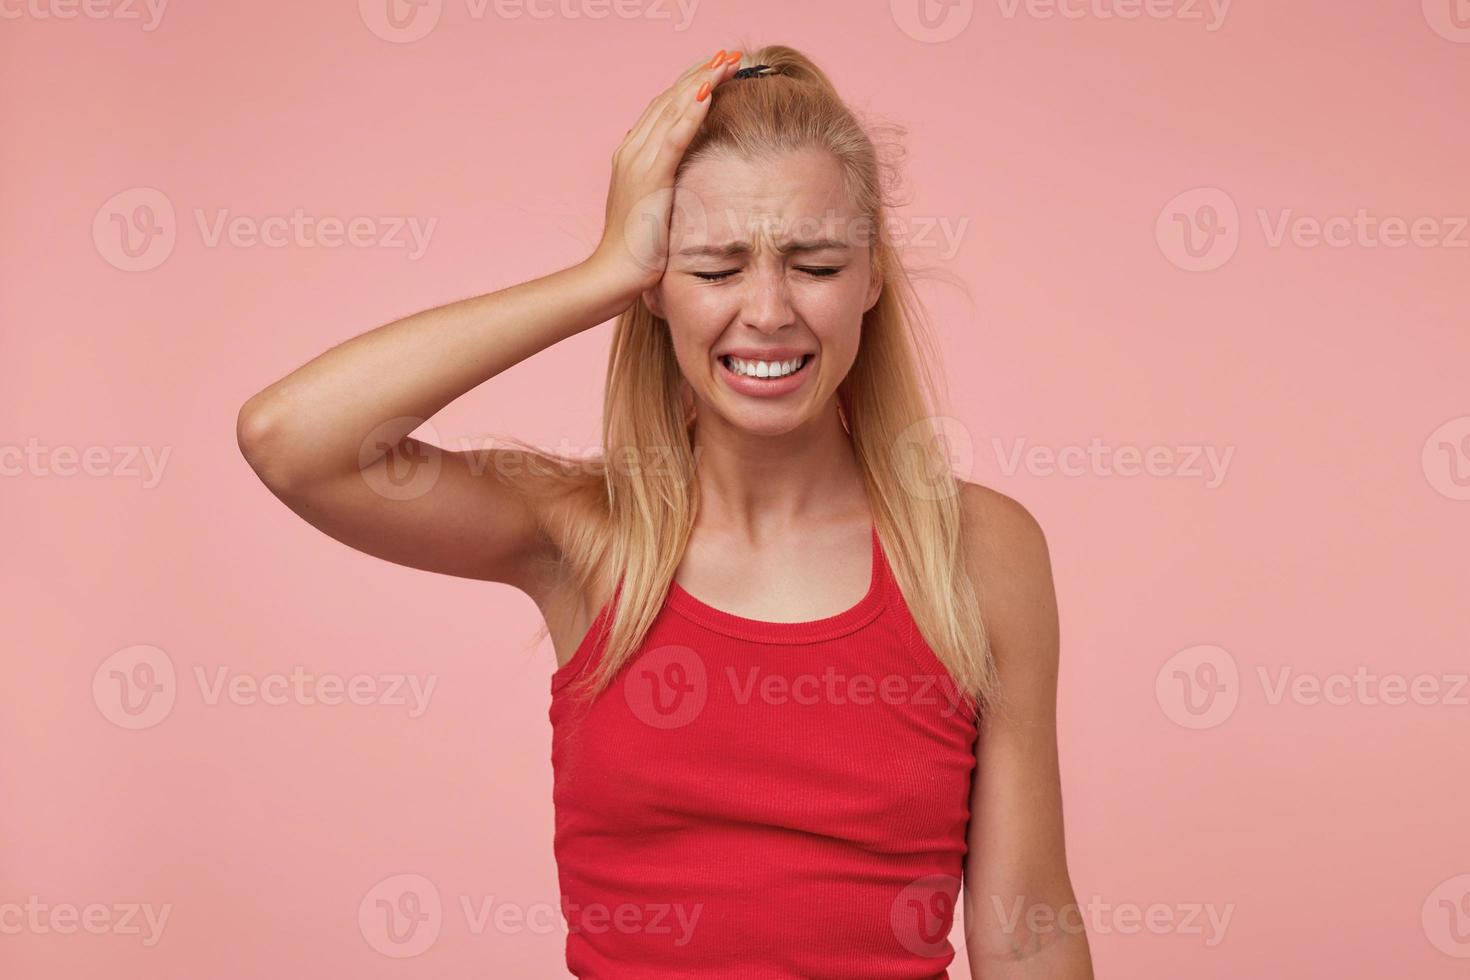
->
[687, 401, 867, 541]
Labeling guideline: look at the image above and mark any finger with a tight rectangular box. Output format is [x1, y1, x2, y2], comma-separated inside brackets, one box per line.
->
[679, 48, 728, 80]
[637, 55, 735, 154]
[624, 54, 723, 154]
[660, 85, 718, 159]
[625, 50, 725, 144]
[619, 84, 678, 154]
[626, 54, 736, 158]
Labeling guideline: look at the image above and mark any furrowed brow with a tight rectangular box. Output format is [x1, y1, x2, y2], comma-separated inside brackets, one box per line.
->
[780, 238, 851, 254]
[677, 238, 852, 258]
[677, 242, 751, 258]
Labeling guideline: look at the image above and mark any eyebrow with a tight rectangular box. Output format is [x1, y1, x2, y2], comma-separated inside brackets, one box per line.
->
[677, 238, 852, 258]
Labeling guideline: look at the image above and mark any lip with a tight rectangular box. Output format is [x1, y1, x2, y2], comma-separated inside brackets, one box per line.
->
[715, 351, 815, 398]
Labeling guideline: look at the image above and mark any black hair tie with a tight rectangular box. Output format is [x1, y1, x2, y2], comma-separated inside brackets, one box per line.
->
[732, 64, 775, 79]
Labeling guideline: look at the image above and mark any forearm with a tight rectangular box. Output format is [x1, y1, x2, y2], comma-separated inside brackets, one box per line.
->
[967, 926, 1093, 979]
[238, 254, 636, 480]
[964, 884, 1095, 980]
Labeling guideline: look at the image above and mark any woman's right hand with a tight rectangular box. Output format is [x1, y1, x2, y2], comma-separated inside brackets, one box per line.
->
[590, 49, 744, 297]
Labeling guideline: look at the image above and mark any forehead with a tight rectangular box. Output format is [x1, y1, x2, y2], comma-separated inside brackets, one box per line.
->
[671, 146, 861, 246]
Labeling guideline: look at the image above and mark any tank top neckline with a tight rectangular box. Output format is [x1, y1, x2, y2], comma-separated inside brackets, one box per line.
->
[664, 520, 890, 645]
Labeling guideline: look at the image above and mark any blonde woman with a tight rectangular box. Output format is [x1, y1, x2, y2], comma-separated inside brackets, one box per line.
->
[237, 43, 1092, 980]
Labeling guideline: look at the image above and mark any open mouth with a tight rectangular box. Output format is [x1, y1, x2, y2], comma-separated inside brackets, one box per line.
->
[717, 353, 815, 381]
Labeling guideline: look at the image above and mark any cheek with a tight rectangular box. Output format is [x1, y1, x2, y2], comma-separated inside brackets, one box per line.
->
[659, 275, 715, 320]
[797, 282, 867, 346]
[661, 291, 725, 369]
[662, 285, 733, 358]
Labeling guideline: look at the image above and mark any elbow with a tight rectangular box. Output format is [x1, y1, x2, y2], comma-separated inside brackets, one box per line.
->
[236, 395, 302, 494]
[235, 395, 269, 460]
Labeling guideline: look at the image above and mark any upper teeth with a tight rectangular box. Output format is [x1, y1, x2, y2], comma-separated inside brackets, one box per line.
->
[725, 356, 806, 378]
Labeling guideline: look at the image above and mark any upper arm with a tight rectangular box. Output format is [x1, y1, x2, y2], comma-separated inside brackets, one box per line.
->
[237, 407, 567, 600]
[958, 482, 1088, 973]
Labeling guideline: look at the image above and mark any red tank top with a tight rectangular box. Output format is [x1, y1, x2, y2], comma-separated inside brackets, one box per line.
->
[549, 522, 979, 979]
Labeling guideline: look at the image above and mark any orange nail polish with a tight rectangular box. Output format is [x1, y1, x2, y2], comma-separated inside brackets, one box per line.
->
[696, 80, 712, 101]
[704, 49, 725, 69]
[723, 50, 742, 65]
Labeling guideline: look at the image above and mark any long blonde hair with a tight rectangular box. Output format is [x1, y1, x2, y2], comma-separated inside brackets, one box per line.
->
[506, 43, 1001, 719]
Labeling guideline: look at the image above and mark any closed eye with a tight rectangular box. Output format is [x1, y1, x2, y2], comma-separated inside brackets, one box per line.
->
[691, 267, 843, 282]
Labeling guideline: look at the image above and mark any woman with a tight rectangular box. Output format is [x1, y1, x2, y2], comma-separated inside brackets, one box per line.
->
[237, 43, 1092, 980]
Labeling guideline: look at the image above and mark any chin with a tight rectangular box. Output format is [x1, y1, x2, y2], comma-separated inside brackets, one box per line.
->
[703, 399, 816, 437]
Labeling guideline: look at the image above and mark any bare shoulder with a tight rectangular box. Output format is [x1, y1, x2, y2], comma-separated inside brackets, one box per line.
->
[955, 480, 1059, 671]
[956, 480, 1052, 584]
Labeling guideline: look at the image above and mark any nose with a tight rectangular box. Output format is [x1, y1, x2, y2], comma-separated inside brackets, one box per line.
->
[738, 264, 797, 334]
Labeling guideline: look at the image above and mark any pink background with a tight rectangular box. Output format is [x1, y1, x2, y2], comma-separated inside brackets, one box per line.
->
[4, 0, 1468, 976]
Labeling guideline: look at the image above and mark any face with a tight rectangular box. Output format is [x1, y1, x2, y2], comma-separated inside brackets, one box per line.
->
[642, 146, 883, 436]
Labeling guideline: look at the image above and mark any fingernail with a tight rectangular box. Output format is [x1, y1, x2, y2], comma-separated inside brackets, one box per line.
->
[696, 80, 712, 101]
[723, 50, 742, 65]
[704, 49, 725, 69]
